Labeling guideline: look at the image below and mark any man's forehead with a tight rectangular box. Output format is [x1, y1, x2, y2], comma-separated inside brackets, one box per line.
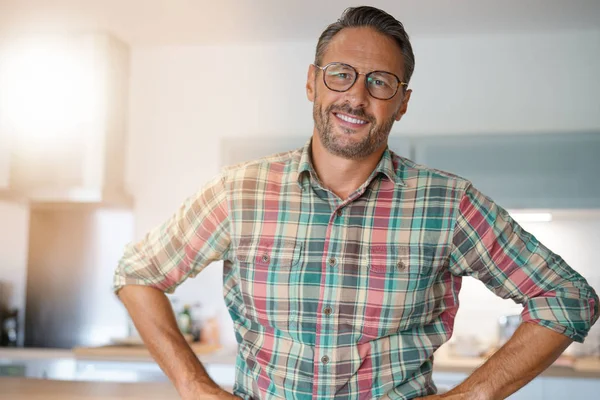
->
[321, 27, 404, 75]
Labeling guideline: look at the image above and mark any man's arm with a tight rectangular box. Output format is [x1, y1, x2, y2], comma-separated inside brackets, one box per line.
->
[419, 322, 572, 400]
[118, 285, 239, 399]
[112, 173, 233, 397]
[431, 182, 599, 399]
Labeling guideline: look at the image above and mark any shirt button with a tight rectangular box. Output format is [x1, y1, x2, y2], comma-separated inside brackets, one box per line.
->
[323, 306, 332, 316]
[336, 210, 342, 217]
[396, 260, 406, 270]
[261, 254, 270, 263]
[328, 257, 336, 266]
[321, 355, 329, 365]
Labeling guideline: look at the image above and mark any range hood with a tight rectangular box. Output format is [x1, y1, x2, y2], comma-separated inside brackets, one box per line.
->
[0, 33, 132, 206]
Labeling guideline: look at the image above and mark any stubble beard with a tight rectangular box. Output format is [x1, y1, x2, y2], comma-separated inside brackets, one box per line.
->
[313, 95, 397, 160]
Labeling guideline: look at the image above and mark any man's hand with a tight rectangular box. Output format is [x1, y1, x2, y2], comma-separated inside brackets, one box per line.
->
[414, 394, 474, 399]
[181, 387, 242, 400]
[197, 390, 242, 400]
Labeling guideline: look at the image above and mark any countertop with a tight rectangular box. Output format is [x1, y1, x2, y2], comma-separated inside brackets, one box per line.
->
[0, 344, 237, 365]
[2, 345, 599, 379]
[0, 376, 234, 399]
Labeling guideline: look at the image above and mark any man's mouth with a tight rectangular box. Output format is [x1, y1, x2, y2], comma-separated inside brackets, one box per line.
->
[333, 112, 369, 126]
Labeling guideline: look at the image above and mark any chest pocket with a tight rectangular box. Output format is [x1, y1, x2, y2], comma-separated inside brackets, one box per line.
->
[342, 245, 438, 340]
[236, 237, 303, 330]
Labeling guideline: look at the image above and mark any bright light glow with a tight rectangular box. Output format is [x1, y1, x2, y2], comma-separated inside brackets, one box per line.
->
[0, 36, 101, 153]
[510, 212, 553, 223]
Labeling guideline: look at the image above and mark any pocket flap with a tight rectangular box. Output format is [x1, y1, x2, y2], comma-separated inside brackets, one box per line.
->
[236, 237, 302, 268]
[368, 245, 433, 275]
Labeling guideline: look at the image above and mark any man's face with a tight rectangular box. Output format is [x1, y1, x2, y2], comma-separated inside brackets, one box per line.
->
[306, 27, 412, 160]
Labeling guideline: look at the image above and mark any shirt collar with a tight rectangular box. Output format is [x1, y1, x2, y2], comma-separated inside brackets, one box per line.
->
[296, 137, 406, 189]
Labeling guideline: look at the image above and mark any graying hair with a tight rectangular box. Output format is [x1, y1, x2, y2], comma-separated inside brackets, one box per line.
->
[315, 6, 415, 85]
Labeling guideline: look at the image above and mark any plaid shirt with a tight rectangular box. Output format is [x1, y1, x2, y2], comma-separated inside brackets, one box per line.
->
[114, 138, 598, 400]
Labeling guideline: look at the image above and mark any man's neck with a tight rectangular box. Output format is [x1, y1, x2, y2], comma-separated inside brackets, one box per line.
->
[310, 132, 385, 200]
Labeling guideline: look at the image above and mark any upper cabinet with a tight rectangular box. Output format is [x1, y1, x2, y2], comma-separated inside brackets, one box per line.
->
[219, 135, 411, 167]
[412, 132, 600, 209]
[0, 33, 131, 205]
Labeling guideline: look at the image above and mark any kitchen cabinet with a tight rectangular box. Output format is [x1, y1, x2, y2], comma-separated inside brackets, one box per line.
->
[432, 371, 600, 399]
[74, 359, 235, 385]
[219, 135, 411, 168]
[0, 349, 235, 386]
[541, 376, 600, 398]
[432, 371, 545, 399]
[411, 132, 600, 209]
[0, 33, 131, 205]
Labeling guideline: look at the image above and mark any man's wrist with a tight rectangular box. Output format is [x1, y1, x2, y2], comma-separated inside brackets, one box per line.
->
[176, 376, 222, 397]
[441, 383, 492, 400]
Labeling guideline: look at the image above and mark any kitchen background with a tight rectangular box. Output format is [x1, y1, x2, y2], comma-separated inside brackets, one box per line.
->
[0, 0, 599, 396]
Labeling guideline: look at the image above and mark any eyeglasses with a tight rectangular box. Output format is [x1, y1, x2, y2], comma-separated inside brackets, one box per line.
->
[314, 62, 408, 100]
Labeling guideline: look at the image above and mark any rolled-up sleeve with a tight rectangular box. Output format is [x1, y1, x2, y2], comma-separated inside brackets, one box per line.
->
[113, 172, 231, 295]
[449, 183, 599, 343]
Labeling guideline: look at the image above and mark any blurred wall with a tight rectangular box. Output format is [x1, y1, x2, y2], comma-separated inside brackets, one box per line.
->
[123, 29, 600, 347]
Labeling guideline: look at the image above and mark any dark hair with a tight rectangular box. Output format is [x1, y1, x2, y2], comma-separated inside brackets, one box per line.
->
[315, 6, 415, 85]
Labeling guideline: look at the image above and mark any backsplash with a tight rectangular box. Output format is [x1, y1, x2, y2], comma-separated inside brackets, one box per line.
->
[0, 200, 29, 346]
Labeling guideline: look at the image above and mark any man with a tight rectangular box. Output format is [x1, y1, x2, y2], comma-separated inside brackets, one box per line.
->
[114, 6, 598, 400]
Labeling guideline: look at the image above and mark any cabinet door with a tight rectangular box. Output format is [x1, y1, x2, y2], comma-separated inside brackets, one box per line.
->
[507, 379, 544, 399]
[541, 377, 600, 399]
[413, 132, 600, 209]
[220, 136, 310, 167]
[220, 135, 411, 168]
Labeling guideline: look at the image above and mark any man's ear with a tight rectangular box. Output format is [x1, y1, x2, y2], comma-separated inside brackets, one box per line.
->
[306, 64, 316, 102]
[395, 88, 412, 121]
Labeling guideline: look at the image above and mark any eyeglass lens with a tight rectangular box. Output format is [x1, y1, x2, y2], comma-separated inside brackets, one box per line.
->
[323, 63, 400, 100]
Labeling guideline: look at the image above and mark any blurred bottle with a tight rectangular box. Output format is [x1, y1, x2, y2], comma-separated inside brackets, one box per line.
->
[1, 309, 19, 347]
[177, 304, 193, 335]
[201, 316, 220, 346]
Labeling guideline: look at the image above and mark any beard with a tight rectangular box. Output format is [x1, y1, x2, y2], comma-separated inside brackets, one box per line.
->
[313, 97, 397, 160]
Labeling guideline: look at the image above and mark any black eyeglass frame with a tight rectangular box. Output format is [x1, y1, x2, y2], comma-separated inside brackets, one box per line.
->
[313, 62, 408, 100]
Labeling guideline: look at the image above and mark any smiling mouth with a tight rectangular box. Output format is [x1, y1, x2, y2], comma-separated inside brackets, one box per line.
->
[333, 112, 369, 126]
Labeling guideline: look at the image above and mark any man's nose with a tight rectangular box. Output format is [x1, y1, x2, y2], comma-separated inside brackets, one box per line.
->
[343, 74, 370, 109]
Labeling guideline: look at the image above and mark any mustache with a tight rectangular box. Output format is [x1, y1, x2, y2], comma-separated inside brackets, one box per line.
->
[327, 103, 374, 123]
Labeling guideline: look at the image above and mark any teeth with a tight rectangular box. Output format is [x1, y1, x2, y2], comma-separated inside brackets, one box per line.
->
[336, 113, 367, 125]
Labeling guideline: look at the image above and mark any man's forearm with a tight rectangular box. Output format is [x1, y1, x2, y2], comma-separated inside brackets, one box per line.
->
[443, 321, 573, 400]
[117, 285, 231, 399]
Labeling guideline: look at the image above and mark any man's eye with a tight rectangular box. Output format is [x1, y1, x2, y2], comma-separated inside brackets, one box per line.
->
[369, 77, 388, 87]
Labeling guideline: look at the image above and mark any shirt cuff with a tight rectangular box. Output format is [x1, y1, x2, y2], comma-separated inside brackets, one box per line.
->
[521, 295, 598, 343]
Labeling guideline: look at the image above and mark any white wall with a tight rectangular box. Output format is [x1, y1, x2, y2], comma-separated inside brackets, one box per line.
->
[126, 29, 600, 347]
